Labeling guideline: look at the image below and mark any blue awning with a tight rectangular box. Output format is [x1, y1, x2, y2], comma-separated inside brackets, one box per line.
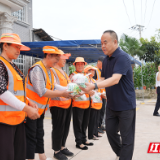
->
[21, 40, 141, 65]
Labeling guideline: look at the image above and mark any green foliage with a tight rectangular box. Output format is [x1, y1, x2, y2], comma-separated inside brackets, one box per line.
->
[133, 66, 142, 88]
[133, 63, 157, 88]
[139, 29, 160, 67]
[119, 34, 144, 57]
[69, 65, 75, 75]
[139, 37, 160, 66]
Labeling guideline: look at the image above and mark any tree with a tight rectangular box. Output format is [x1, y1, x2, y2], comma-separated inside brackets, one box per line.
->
[119, 34, 144, 57]
[69, 65, 75, 75]
[139, 36, 160, 66]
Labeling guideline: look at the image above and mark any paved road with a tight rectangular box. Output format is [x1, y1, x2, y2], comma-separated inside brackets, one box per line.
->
[35, 99, 160, 160]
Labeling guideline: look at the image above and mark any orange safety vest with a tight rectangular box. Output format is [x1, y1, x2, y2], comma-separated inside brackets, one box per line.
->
[26, 61, 54, 115]
[49, 68, 71, 109]
[90, 78, 102, 110]
[0, 56, 26, 125]
[95, 67, 105, 93]
[95, 67, 101, 81]
[71, 71, 90, 109]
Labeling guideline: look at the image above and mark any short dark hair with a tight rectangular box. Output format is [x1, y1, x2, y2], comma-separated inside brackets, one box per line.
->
[98, 56, 105, 62]
[103, 30, 118, 43]
[44, 53, 47, 58]
[43, 53, 58, 59]
[0, 43, 11, 52]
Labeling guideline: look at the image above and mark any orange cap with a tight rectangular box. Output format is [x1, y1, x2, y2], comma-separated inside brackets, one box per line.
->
[0, 33, 30, 51]
[43, 46, 62, 54]
[84, 65, 97, 73]
[73, 57, 87, 65]
[59, 49, 64, 55]
[60, 53, 71, 59]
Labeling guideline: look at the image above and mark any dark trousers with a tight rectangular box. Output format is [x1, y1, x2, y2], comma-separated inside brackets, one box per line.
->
[72, 107, 90, 145]
[106, 107, 136, 160]
[0, 123, 26, 160]
[88, 108, 100, 139]
[50, 106, 72, 151]
[25, 113, 45, 159]
[99, 98, 106, 127]
[154, 87, 160, 114]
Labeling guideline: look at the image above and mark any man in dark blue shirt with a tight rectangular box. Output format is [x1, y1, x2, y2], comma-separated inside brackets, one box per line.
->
[80, 30, 136, 160]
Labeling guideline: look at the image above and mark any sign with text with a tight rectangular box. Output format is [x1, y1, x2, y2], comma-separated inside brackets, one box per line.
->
[148, 143, 160, 153]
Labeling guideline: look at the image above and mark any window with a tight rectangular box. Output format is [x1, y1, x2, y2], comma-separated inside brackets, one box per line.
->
[12, 8, 25, 22]
[13, 55, 25, 74]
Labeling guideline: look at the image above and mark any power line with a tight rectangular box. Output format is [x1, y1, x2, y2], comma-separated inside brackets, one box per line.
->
[122, 0, 132, 26]
[132, 0, 137, 24]
[130, 24, 145, 38]
[143, 0, 147, 25]
[124, 29, 134, 36]
[147, 0, 156, 28]
[131, 31, 139, 38]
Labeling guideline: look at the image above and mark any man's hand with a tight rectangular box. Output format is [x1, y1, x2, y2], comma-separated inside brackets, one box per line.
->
[79, 83, 95, 93]
[28, 100, 38, 110]
[73, 91, 85, 98]
[101, 92, 107, 99]
[23, 105, 40, 120]
[62, 90, 74, 98]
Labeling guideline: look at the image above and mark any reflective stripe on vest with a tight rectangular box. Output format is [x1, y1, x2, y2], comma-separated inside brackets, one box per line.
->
[90, 77, 102, 110]
[0, 56, 26, 125]
[72, 71, 90, 109]
[49, 68, 71, 109]
[95, 68, 105, 92]
[26, 61, 54, 115]
[96, 68, 101, 80]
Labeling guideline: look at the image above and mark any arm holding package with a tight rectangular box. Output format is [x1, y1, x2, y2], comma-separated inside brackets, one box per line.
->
[30, 66, 72, 98]
[0, 90, 26, 111]
[53, 75, 67, 91]
[55, 84, 67, 91]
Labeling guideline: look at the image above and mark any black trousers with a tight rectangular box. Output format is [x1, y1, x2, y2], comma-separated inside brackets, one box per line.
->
[88, 108, 100, 139]
[106, 107, 136, 160]
[154, 87, 160, 114]
[99, 98, 106, 127]
[25, 113, 45, 159]
[50, 106, 72, 151]
[72, 107, 90, 145]
[0, 122, 26, 160]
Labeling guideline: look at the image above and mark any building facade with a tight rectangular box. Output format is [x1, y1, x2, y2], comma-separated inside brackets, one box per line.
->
[0, 0, 33, 75]
[0, 1, 70, 75]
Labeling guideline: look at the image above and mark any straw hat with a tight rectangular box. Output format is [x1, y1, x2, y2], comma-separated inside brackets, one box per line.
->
[43, 46, 62, 54]
[84, 65, 97, 73]
[73, 57, 87, 65]
[0, 33, 30, 51]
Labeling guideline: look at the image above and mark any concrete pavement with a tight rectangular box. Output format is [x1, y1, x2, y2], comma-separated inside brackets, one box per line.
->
[35, 99, 160, 160]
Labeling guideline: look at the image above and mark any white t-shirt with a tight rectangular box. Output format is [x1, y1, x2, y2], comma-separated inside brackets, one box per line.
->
[155, 72, 160, 87]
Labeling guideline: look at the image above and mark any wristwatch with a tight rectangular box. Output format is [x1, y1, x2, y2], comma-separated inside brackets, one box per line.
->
[94, 83, 98, 90]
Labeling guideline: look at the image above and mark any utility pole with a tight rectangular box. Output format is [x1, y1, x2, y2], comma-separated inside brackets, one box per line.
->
[130, 24, 145, 38]
[130, 24, 145, 102]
